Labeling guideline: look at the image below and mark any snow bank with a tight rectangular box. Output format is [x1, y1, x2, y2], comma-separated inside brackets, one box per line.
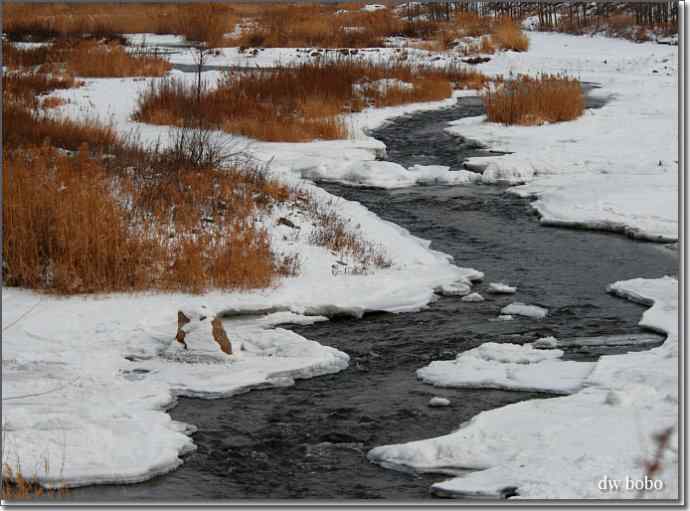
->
[369, 276, 679, 499]
[449, 32, 678, 241]
[417, 342, 593, 394]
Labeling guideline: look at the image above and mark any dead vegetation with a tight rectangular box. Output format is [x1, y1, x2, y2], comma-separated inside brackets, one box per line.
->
[133, 60, 485, 142]
[2, 132, 298, 294]
[482, 73, 584, 125]
[490, 18, 529, 51]
[3, 39, 171, 78]
[3, 3, 237, 46]
[64, 41, 171, 78]
[230, 4, 529, 53]
[232, 5, 405, 48]
[1, 464, 67, 501]
[304, 195, 390, 275]
[2, 53, 388, 294]
[2, 51, 294, 294]
[3, 3, 463, 297]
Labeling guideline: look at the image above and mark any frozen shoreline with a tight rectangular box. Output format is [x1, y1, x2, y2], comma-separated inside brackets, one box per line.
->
[368, 276, 679, 499]
[448, 32, 678, 242]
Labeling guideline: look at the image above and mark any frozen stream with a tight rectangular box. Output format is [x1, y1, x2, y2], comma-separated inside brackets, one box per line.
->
[55, 95, 677, 501]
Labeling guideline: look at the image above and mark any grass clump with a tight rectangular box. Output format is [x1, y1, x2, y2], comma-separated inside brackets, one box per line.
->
[2, 3, 236, 45]
[233, 5, 404, 48]
[2, 136, 294, 294]
[491, 18, 529, 51]
[65, 40, 171, 78]
[482, 73, 584, 125]
[3, 39, 171, 78]
[133, 60, 485, 142]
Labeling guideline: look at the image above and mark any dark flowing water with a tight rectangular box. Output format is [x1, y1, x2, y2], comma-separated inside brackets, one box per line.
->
[57, 95, 677, 502]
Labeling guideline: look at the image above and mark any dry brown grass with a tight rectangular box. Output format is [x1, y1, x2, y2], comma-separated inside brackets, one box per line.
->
[2, 3, 236, 45]
[482, 73, 584, 125]
[1, 464, 67, 501]
[133, 60, 484, 142]
[491, 18, 529, 52]
[2, 40, 58, 68]
[3, 97, 116, 151]
[453, 11, 495, 37]
[2, 53, 294, 294]
[231, 4, 442, 48]
[2, 138, 296, 294]
[234, 6, 380, 48]
[304, 195, 390, 274]
[64, 41, 171, 78]
[177, 3, 237, 47]
[3, 70, 81, 105]
[422, 12, 524, 54]
[4, 39, 171, 78]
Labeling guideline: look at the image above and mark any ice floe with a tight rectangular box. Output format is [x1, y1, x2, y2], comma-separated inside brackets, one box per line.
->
[417, 342, 593, 394]
[500, 302, 548, 319]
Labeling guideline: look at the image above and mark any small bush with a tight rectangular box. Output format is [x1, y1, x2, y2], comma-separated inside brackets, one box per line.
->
[482, 73, 584, 125]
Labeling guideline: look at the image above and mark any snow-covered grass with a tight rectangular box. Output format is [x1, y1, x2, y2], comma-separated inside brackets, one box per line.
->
[450, 32, 678, 241]
[369, 276, 679, 499]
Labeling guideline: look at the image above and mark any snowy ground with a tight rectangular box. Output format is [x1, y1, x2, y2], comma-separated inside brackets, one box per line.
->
[451, 32, 678, 241]
[369, 276, 679, 499]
